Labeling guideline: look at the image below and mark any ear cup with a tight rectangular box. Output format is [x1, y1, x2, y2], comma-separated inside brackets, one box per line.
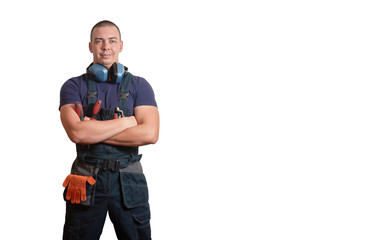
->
[87, 63, 126, 83]
[113, 63, 126, 84]
[87, 64, 108, 82]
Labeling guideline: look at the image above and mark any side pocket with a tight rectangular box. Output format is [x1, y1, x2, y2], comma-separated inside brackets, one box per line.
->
[63, 158, 99, 206]
[120, 172, 149, 208]
[133, 209, 151, 240]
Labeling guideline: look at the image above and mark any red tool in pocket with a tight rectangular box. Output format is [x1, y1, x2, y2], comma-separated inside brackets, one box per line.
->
[75, 102, 84, 121]
[90, 100, 102, 120]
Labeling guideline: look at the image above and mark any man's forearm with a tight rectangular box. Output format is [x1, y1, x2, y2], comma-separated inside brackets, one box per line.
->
[60, 104, 137, 144]
[71, 118, 136, 144]
[103, 123, 158, 147]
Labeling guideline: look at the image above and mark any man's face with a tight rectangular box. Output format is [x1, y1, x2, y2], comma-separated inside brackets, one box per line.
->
[89, 26, 123, 68]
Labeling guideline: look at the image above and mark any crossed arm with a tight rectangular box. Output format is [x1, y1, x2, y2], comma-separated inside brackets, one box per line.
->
[60, 104, 159, 147]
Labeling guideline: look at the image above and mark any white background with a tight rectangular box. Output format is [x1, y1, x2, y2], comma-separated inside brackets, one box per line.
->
[0, 0, 373, 239]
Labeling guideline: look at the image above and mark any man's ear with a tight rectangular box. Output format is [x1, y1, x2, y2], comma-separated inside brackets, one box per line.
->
[89, 42, 93, 53]
[119, 40, 123, 52]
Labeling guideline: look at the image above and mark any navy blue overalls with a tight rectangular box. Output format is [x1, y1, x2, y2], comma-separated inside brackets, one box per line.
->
[63, 72, 151, 240]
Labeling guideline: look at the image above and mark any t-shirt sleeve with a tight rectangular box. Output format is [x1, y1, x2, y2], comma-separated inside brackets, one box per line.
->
[59, 78, 82, 110]
[134, 77, 158, 108]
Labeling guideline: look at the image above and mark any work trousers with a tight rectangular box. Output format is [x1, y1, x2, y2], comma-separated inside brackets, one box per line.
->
[63, 165, 151, 240]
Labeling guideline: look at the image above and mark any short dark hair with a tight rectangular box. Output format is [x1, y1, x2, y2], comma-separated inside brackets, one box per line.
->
[90, 20, 121, 41]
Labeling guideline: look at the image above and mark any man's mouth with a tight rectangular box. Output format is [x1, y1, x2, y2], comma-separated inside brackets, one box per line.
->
[100, 52, 112, 58]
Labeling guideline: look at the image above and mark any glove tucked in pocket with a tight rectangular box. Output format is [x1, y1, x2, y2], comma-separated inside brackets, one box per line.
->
[63, 174, 96, 204]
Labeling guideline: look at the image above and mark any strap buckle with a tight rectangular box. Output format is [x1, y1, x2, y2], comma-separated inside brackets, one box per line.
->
[102, 159, 120, 172]
[87, 91, 97, 98]
[119, 92, 129, 100]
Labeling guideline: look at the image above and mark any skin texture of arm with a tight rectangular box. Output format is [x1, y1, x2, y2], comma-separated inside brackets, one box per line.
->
[103, 106, 159, 147]
[60, 104, 138, 145]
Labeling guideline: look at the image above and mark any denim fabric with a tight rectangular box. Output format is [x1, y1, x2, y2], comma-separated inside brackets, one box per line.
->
[63, 168, 151, 240]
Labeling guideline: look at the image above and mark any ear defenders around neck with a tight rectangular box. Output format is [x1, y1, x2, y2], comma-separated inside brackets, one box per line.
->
[87, 63, 126, 84]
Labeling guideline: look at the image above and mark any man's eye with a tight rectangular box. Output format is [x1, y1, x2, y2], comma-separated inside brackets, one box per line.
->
[95, 40, 102, 44]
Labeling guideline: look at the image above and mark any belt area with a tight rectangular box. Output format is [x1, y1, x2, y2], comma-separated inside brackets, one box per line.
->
[82, 155, 142, 171]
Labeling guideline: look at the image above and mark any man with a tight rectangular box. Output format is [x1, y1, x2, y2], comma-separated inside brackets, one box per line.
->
[59, 20, 159, 240]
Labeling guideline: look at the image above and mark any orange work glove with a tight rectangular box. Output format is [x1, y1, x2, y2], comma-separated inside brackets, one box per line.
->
[63, 174, 96, 204]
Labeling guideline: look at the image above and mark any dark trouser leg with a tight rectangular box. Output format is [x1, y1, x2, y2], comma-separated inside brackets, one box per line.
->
[63, 169, 109, 240]
[109, 198, 151, 240]
[108, 170, 152, 240]
[63, 200, 108, 240]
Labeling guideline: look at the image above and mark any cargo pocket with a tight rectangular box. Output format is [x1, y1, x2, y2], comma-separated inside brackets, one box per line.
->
[120, 172, 149, 208]
[63, 158, 99, 206]
[133, 210, 151, 240]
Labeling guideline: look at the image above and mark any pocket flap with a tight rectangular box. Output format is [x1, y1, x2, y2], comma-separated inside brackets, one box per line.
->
[120, 172, 149, 208]
[133, 210, 151, 224]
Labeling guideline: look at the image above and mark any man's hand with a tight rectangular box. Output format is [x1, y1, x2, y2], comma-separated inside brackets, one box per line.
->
[103, 106, 159, 147]
[125, 116, 138, 128]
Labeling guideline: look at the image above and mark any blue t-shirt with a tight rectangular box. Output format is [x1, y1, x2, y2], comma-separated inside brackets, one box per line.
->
[59, 74, 157, 116]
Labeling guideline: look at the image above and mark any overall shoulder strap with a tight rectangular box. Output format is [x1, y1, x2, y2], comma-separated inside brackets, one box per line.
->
[118, 72, 133, 115]
[86, 75, 98, 105]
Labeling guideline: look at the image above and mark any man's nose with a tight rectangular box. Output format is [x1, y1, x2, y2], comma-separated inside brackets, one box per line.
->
[102, 41, 110, 50]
